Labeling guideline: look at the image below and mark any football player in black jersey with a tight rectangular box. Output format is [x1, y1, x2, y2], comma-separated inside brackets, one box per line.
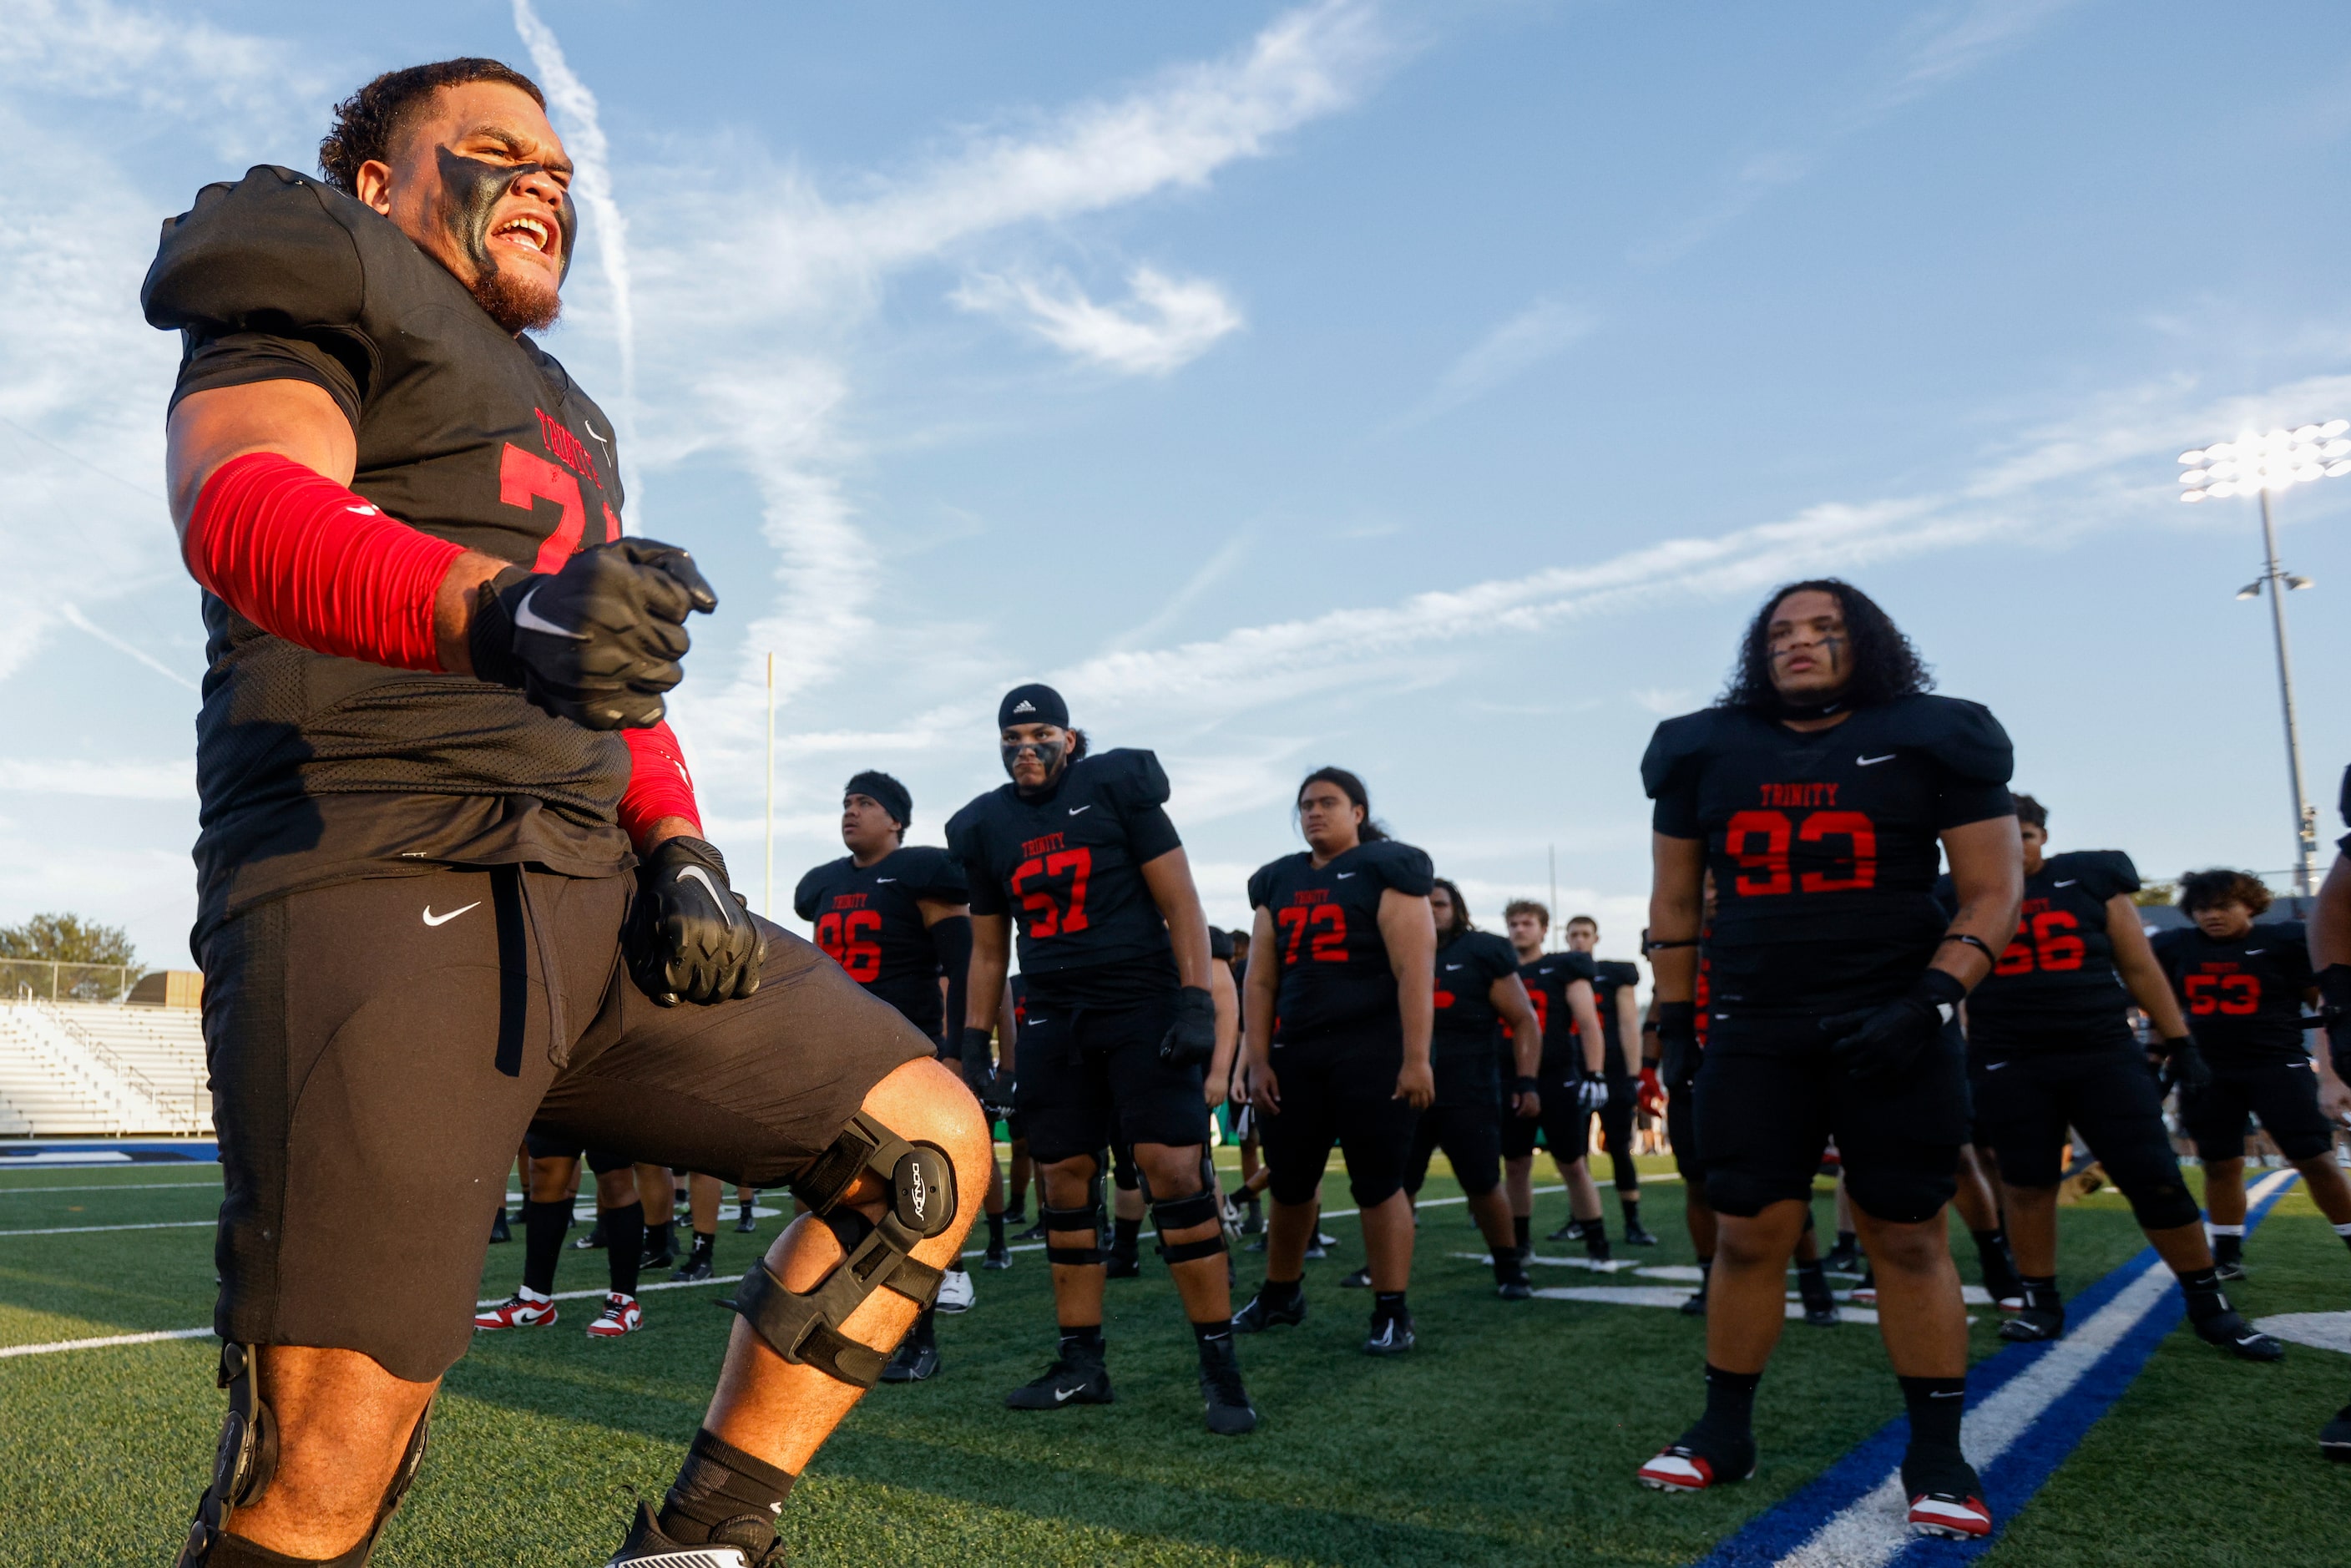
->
[146, 63, 988, 1568]
[1233, 767, 1438, 1354]
[1949, 798, 2281, 1356]
[2155, 869, 2351, 1279]
[1404, 881, 1551, 1298]
[795, 771, 978, 1381]
[1502, 901, 1612, 1260]
[1565, 916, 1661, 1246]
[2302, 766, 2351, 1459]
[1635, 579, 2021, 1541]
[949, 685, 1255, 1434]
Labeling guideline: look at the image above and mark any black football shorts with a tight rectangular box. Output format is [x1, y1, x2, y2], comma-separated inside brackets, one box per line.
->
[1009, 989, 1211, 1166]
[521, 1131, 632, 1176]
[2182, 1056, 2338, 1165]
[1256, 1020, 1420, 1209]
[198, 864, 933, 1383]
[1969, 1035, 2198, 1230]
[1406, 1101, 1503, 1198]
[1696, 1010, 1969, 1225]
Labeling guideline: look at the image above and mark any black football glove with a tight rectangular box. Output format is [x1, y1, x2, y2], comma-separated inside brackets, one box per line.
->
[978, 1070, 1018, 1120]
[1656, 1002, 1699, 1092]
[2318, 965, 2351, 1081]
[1821, 969, 1965, 1084]
[1575, 1070, 1610, 1115]
[625, 837, 764, 1006]
[469, 539, 717, 731]
[1159, 984, 1217, 1069]
[959, 1028, 996, 1094]
[2157, 1034, 2213, 1097]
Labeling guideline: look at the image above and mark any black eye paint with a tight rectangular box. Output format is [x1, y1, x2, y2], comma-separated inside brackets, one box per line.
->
[436, 146, 578, 283]
[1002, 738, 1068, 791]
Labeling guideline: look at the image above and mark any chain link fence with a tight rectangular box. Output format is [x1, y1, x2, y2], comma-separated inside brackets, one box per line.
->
[1, 961, 142, 1004]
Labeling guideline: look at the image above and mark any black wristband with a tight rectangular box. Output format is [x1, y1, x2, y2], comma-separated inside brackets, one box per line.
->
[1915, 968, 1969, 1009]
[1513, 1075, 1540, 1098]
[1939, 932, 1999, 965]
[1656, 1000, 1696, 1030]
[958, 1025, 993, 1063]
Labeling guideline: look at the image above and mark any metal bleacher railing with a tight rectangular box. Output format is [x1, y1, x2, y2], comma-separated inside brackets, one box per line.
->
[2, 960, 141, 1004]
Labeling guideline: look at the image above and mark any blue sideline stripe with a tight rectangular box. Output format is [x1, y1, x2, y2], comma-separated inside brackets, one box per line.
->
[1691, 1174, 2303, 1568]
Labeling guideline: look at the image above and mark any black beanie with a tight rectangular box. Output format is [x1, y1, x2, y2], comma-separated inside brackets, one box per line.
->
[845, 770, 912, 829]
[998, 683, 1069, 731]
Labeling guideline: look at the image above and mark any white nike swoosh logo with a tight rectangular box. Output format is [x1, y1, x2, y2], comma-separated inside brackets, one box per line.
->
[1336, 873, 1356, 879]
[513, 586, 587, 640]
[1856, 754, 1895, 766]
[422, 903, 480, 927]
[1068, 804, 1092, 816]
[1928, 1389, 1966, 1398]
[2054, 880, 2076, 888]
[1028, 1018, 1049, 1025]
[876, 878, 896, 883]
[1985, 1061, 2009, 1070]
[675, 865, 741, 927]
[1444, 964, 1462, 971]
[1054, 1386, 1080, 1402]
[2247, 949, 2264, 955]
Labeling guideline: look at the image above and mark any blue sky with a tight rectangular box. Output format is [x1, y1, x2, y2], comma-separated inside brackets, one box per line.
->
[6, 0, 2351, 972]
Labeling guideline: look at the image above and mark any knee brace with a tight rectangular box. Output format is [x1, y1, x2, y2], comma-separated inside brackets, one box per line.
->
[175, 1344, 432, 1568]
[1150, 1186, 1227, 1266]
[1040, 1174, 1105, 1267]
[731, 1113, 956, 1390]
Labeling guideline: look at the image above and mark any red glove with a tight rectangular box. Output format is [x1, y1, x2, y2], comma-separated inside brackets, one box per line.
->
[1636, 1065, 1666, 1117]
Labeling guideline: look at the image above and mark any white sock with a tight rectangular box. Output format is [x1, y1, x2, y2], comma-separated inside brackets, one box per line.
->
[518, 1286, 551, 1303]
[2331, 1222, 2351, 1238]
[2207, 1223, 2244, 1238]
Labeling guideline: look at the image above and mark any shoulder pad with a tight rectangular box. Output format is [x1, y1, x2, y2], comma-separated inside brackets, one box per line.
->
[897, 846, 968, 903]
[2049, 850, 2140, 900]
[791, 860, 839, 923]
[1361, 839, 1435, 896]
[943, 794, 996, 857]
[2262, 918, 2308, 946]
[1246, 856, 1292, 910]
[1210, 927, 1235, 962]
[1560, 951, 1598, 983]
[1640, 709, 1730, 802]
[1598, 959, 1641, 987]
[1883, 695, 2014, 785]
[143, 166, 368, 335]
[2341, 762, 2351, 829]
[1087, 748, 1172, 811]
[1471, 931, 1518, 978]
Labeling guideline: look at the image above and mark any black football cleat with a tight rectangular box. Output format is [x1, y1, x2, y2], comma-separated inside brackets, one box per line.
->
[880, 1336, 940, 1383]
[1197, 1333, 1258, 1436]
[605, 1499, 782, 1566]
[1004, 1343, 1113, 1409]
[2320, 1403, 2351, 1461]
[670, 1251, 716, 1284]
[1105, 1244, 1142, 1281]
[489, 1208, 511, 1244]
[2000, 1304, 2065, 1343]
[1232, 1285, 1307, 1333]
[1903, 1449, 1991, 1540]
[1339, 1266, 1372, 1289]
[2192, 1308, 2285, 1362]
[1363, 1307, 1416, 1356]
[1680, 1285, 1708, 1317]
[983, 1241, 1013, 1270]
[1623, 1217, 1660, 1247]
[735, 1205, 759, 1236]
[574, 1215, 607, 1250]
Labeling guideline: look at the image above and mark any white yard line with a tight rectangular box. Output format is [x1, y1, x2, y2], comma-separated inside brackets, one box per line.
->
[0, 1219, 215, 1237]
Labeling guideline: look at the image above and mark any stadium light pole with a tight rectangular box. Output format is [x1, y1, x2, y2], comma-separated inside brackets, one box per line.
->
[2179, 420, 2351, 898]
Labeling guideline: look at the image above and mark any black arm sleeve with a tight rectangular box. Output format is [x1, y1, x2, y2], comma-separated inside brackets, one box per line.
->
[930, 914, 973, 1053]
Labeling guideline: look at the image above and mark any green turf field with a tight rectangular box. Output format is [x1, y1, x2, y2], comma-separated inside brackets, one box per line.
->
[1, 1155, 2344, 1566]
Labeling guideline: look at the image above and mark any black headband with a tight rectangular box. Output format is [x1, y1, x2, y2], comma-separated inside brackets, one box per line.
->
[998, 682, 1069, 731]
[845, 770, 912, 829]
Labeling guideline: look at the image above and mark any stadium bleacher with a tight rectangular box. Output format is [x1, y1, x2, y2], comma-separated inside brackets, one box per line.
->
[0, 1000, 209, 1136]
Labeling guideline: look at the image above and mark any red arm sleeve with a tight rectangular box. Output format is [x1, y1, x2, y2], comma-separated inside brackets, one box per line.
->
[619, 721, 703, 844]
[185, 452, 466, 670]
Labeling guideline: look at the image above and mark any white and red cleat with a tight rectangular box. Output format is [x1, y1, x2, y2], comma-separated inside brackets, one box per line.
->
[585, 1292, 643, 1338]
[1908, 1490, 1993, 1540]
[473, 1291, 558, 1331]
[1636, 1444, 1755, 1493]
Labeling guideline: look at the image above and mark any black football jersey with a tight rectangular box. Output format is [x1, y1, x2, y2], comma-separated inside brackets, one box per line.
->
[2151, 921, 2316, 1064]
[1944, 851, 2136, 1038]
[794, 846, 968, 1038]
[1432, 929, 1521, 1045]
[141, 166, 634, 931]
[946, 750, 1182, 1006]
[1592, 959, 1641, 1075]
[1643, 695, 2014, 1011]
[1246, 839, 1436, 1039]
[1518, 950, 1598, 1075]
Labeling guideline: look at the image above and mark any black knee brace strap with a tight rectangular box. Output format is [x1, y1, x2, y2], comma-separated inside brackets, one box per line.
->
[733, 1112, 955, 1390]
[1041, 1198, 1105, 1267]
[175, 1344, 432, 1567]
[1150, 1187, 1226, 1264]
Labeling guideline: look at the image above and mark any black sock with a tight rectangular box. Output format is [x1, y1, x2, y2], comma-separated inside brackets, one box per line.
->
[659, 1427, 796, 1552]
[1581, 1216, 1611, 1257]
[1259, 1274, 1304, 1305]
[987, 1211, 1005, 1248]
[1971, 1227, 2018, 1292]
[1494, 1250, 1525, 1285]
[1192, 1318, 1235, 1352]
[1058, 1323, 1105, 1354]
[604, 1201, 645, 1296]
[690, 1228, 715, 1257]
[1898, 1374, 1968, 1458]
[910, 1304, 937, 1345]
[1700, 1363, 1762, 1439]
[1113, 1215, 1142, 1253]
[1373, 1289, 1408, 1319]
[1696, 1257, 1713, 1292]
[1620, 1194, 1641, 1225]
[521, 1197, 569, 1297]
[2212, 1231, 2242, 1264]
[1513, 1215, 1532, 1253]
[738, 1195, 755, 1217]
[1837, 1228, 1857, 1253]
[2179, 1265, 2230, 1321]
[645, 1219, 675, 1257]
[2020, 1272, 2061, 1315]
[1796, 1257, 1831, 1305]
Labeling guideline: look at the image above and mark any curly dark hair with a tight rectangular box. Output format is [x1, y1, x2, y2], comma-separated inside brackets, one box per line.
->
[2177, 867, 2273, 917]
[319, 58, 545, 195]
[1431, 878, 1472, 937]
[1717, 578, 1933, 711]
[2013, 792, 2047, 831]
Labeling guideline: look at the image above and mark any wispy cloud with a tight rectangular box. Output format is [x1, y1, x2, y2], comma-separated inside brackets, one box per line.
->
[59, 605, 199, 692]
[0, 757, 194, 801]
[1107, 534, 1254, 651]
[1400, 297, 1594, 425]
[953, 266, 1243, 375]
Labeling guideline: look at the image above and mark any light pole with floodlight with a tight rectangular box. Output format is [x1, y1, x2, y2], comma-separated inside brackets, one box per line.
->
[2178, 420, 2351, 898]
